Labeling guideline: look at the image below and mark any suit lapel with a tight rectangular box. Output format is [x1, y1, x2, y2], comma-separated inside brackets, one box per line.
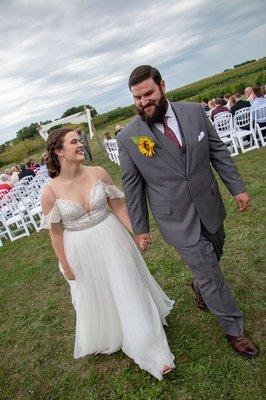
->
[137, 117, 186, 175]
[171, 102, 192, 175]
[152, 125, 186, 174]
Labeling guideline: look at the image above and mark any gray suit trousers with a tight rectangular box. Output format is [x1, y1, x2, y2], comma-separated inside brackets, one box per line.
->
[176, 225, 244, 336]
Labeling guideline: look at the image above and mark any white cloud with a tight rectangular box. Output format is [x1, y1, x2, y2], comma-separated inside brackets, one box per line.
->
[0, 0, 265, 143]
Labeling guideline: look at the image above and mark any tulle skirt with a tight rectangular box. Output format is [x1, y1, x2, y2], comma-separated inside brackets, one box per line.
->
[60, 213, 175, 380]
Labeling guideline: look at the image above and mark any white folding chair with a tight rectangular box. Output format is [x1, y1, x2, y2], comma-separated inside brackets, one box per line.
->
[0, 190, 14, 245]
[105, 139, 120, 165]
[0, 188, 9, 199]
[233, 108, 259, 153]
[0, 192, 30, 242]
[11, 185, 42, 232]
[19, 176, 34, 186]
[206, 109, 212, 119]
[0, 216, 8, 246]
[213, 112, 238, 156]
[35, 170, 50, 186]
[0, 226, 7, 246]
[253, 104, 266, 147]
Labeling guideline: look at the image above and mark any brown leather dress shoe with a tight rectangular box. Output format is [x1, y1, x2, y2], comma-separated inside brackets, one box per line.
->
[191, 282, 208, 311]
[227, 334, 259, 358]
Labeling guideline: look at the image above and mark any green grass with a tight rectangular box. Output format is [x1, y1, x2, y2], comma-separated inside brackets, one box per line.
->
[0, 145, 265, 400]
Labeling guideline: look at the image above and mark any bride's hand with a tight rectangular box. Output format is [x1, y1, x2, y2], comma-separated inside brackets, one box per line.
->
[134, 233, 153, 251]
[139, 239, 149, 251]
[63, 268, 76, 280]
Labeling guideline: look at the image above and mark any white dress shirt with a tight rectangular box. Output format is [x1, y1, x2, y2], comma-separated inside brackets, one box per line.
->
[154, 101, 183, 146]
[250, 97, 266, 122]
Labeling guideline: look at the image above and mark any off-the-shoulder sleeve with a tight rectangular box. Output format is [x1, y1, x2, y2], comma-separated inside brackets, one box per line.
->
[40, 202, 62, 229]
[103, 182, 124, 199]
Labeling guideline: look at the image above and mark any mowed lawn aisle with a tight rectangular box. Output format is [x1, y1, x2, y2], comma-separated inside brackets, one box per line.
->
[0, 147, 265, 400]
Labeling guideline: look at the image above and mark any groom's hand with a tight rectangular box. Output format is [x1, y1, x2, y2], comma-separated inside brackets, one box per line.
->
[234, 192, 250, 212]
[134, 233, 153, 251]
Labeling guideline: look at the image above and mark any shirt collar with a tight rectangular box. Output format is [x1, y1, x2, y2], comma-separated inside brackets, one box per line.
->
[165, 100, 175, 119]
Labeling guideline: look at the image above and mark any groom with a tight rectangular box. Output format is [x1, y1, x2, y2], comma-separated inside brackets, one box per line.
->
[116, 65, 258, 357]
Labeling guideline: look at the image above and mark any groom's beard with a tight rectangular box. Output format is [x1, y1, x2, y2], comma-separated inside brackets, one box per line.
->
[135, 92, 168, 125]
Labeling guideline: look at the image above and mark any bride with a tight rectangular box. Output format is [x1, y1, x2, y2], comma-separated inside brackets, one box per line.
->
[41, 127, 175, 380]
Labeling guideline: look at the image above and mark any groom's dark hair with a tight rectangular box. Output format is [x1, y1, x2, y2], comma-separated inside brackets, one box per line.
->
[128, 65, 162, 89]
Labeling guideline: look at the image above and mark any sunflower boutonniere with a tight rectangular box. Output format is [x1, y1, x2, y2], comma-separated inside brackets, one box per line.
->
[131, 136, 156, 157]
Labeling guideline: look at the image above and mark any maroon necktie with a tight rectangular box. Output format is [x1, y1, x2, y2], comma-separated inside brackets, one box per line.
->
[162, 116, 181, 148]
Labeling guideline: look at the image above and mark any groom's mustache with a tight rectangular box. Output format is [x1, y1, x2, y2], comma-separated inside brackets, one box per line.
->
[141, 101, 157, 111]
[136, 92, 168, 124]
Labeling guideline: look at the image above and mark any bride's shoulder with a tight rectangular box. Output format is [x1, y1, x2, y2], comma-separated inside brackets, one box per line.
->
[82, 165, 113, 185]
[83, 165, 105, 179]
[91, 166, 114, 186]
[41, 183, 57, 214]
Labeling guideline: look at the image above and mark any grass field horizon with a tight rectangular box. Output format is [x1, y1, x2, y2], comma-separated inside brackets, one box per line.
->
[1, 144, 265, 399]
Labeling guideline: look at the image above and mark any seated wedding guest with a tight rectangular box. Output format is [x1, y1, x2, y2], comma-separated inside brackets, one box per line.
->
[251, 86, 266, 128]
[223, 94, 231, 108]
[244, 87, 255, 103]
[228, 95, 236, 110]
[211, 98, 230, 121]
[115, 124, 123, 136]
[39, 153, 48, 173]
[263, 84, 266, 98]
[208, 99, 215, 110]
[4, 168, 12, 180]
[230, 93, 250, 116]
[201, 98, 210, 112]
[0, 174, 13, 193]
[18, 164, 36, 180]
[103, 132, 113, 148]
[27, 157, 40, 171]
[10, 166, 20, 184]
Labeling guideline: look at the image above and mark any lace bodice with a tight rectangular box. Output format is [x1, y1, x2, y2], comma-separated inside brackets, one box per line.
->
[41, 180, 124, 231]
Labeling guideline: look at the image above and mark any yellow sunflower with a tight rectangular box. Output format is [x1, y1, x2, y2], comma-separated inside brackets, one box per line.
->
[132, 136, 156, 157]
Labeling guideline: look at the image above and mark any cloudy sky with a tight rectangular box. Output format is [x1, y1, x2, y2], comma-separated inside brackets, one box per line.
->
[0, 0, 265, 144]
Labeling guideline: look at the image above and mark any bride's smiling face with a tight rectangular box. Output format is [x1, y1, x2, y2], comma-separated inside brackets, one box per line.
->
[55, 131, 85, 163]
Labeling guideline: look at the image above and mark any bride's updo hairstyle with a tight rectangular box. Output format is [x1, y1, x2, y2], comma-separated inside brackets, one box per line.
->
[46, 128, 74, 178]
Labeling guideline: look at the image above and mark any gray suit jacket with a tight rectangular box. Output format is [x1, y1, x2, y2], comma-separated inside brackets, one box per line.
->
[116, 102, 245, 247]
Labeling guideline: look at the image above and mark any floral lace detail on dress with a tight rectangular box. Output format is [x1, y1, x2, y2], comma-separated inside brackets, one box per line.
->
[40, 202, 61, 229]
[41, 180, 124, 231]
[102, 182, 124, 199]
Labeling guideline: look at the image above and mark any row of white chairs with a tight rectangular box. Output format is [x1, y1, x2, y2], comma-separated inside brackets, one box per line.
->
[0, 170, 50, 246]
[212, 105, 266, 156]
[104, 106, 266, 164]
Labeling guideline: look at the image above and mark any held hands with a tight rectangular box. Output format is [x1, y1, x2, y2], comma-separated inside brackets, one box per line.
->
[134, 233, 153, 251]
[234, 192, 250, 212]
[63, 267, 76, 280]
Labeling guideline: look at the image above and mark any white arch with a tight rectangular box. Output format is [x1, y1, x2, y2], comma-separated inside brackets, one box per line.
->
[38, 108, 95, 141]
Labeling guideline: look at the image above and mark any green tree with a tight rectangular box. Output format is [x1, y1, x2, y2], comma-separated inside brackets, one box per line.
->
[0, 143, 8, 155]
[16, 122, 39, 141]
[61, 105, 98, 118]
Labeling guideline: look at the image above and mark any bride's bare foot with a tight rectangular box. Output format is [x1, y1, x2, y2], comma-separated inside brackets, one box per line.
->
[162, 365, 173, 375]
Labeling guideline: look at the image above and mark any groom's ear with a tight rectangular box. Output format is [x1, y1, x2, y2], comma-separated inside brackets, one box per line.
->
[160, 80, 166, 93]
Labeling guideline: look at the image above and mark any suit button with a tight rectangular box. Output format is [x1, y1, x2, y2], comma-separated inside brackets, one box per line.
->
[186, 176, 190, 181]
[193, 198, 197, 203]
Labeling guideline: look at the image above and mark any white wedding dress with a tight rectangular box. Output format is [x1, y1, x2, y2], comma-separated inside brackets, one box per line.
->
[41, 179, 175, 380]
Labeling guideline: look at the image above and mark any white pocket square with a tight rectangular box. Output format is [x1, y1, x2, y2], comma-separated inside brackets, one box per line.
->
[198, 131, 205, 142]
